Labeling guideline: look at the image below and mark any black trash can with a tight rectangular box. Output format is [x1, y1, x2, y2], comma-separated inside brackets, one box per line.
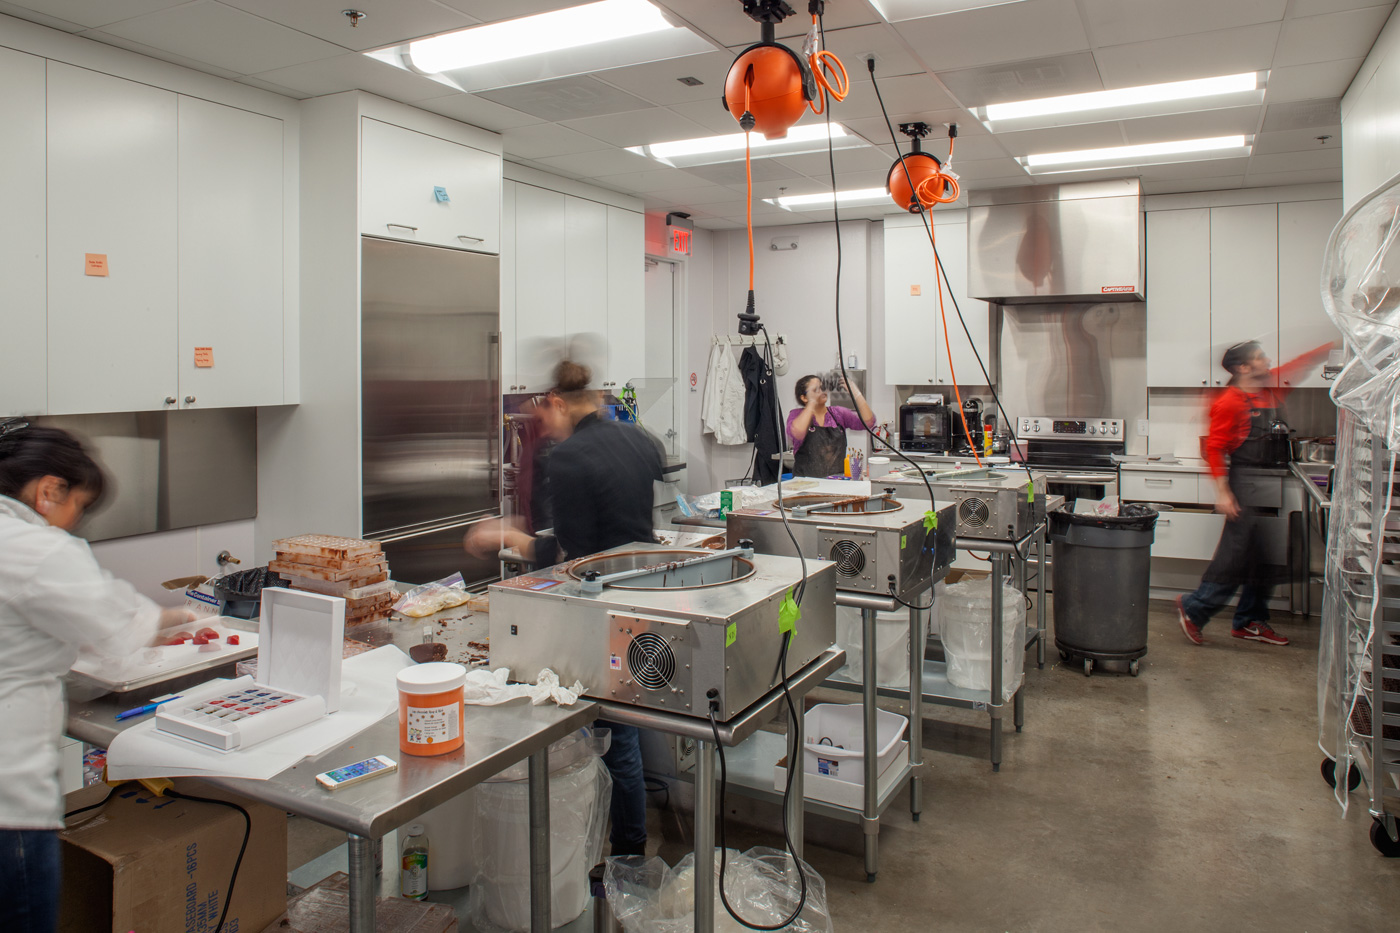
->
[1050, 504, 1158, 676]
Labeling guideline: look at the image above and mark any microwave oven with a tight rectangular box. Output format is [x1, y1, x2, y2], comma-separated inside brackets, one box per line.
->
[899, 403, 952, 453]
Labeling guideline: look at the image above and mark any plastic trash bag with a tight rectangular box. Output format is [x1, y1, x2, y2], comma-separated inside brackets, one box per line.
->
[605, 847, 832, 933]
[393, 572, 470, 617]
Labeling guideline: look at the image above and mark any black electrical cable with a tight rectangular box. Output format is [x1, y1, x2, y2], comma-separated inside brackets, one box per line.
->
[761, 323, 808, 608]
[709, 629, 809, 931]
[166, 790, 252, 933]
[63, 785, 117, 819]
[887, 582, 934, 612]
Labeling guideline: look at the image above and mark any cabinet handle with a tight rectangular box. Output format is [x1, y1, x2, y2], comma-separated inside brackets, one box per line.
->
[457, 235, 485, 243]
[1144, 478, 1174, 486]
[1158, 519, 1171, 526]
[1201, 380, 1207, 386]
[165, 396, 177, 405]
[185, 396, 196, 404]
[386, 223, 418, 233]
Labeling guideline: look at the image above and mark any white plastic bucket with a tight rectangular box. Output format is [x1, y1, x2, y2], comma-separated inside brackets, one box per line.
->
[423, 788, 477, 890]
[834, 607, 910, 688]
[938, 578, 1026, 699]
[802, 703, 907, 782]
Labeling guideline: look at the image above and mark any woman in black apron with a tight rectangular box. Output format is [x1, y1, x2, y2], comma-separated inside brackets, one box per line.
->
[785, 374, 876, 478]
[1177, 341, 1327, 646]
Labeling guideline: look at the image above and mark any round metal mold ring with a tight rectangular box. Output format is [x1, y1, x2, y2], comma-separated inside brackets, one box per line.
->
[566, 548, 757, 590]
[770, 493, 904, 514]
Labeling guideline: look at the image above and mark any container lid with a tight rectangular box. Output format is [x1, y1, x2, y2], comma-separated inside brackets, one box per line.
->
[397, 661, 466, 694]
[406, 823, 425, 837]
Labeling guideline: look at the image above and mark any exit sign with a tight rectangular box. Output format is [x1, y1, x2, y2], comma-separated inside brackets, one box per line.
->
[670, 227, 691, 256]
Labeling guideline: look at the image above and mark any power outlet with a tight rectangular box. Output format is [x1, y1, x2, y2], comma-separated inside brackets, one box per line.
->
[1136, 419, 1150, 437]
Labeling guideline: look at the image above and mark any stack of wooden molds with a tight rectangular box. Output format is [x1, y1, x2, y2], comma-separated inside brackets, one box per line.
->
[269, 534, 395, 625]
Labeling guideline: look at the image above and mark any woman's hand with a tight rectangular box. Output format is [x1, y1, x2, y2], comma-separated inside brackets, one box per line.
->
[158, 608, 197, 630]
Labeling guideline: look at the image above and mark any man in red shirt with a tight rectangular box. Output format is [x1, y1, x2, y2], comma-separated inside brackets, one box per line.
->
[1177, 340, 1332, 646]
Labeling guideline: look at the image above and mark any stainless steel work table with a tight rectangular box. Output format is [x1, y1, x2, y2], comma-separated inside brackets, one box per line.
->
[593, 646, 845, 933]
[67, 657, 598, 933]
[1291, 460, 1333, 617]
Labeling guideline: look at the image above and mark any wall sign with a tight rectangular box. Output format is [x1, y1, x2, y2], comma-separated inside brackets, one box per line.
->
[85, 253, 109, 276]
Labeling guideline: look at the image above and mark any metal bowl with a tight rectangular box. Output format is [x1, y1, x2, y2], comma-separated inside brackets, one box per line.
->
[566, 548, 756, 590]
[771, 493, 904, 514]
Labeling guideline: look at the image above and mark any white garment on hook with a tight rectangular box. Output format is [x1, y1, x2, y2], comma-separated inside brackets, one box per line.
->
[772, 337, 789, 376]
[701, 343, 748, 445]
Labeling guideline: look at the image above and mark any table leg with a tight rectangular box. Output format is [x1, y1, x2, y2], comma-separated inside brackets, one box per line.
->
[1014, 687, 1024, 733]
[908, 600, 924, 821]
[1037, 524, 1047, 669]
[1303, 499, 1312, 618]
[862, 607, 880, 882]
[786, 696, 805, 860]
[528, 746, 552, 933]
[694, 740, 716, 933]
[990, 557, 1004, 773]
[347, 833, 376, 933]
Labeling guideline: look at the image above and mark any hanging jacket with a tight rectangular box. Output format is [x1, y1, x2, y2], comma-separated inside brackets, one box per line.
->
[701, 342, 747, 446]
[739, 345, 783, 484]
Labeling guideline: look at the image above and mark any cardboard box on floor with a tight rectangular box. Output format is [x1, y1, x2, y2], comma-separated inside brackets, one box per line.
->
[260, 872, 457, 933]
[59, 779, 287, 933]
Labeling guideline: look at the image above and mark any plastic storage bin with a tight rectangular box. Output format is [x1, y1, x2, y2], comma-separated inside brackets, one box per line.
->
[802, 703, 907, 779]
[937, 577, 1026, 699]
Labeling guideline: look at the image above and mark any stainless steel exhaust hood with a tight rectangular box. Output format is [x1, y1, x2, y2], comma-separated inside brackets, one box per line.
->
[968, 179, 1144, 304]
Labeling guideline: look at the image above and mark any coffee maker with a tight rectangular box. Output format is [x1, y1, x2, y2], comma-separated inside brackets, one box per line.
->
[952, 398, 983, 455]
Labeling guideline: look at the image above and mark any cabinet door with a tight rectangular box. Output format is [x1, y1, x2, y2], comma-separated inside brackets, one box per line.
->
[883, 222, 939, 385]
[47, 62, 177, 414]
[0, 48, 46, 417]
[565, 197, 610, 382]
[1278, 199, 1343, 388]
[1146, 209, 1212, 387]
[513, 184, 567, 393]
[930, 222, 994, 387]
[361, 118, 500, 253]
[1209, 204, 1278, 388]
[501, 181, 518, 390]
[606, 206, 646, 388]
[178, 96, 284, 408]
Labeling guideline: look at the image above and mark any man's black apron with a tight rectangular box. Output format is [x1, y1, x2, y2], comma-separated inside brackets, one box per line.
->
[793, 414, 847, 478]
[1201, 393, 1286, 587]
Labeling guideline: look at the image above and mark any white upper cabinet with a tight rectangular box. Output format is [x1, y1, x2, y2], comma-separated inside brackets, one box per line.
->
[605, 206, 646, 389]
[1277, 199, 1343, 388]
[929, 221, 992, 387]
[0, 48, 47, 418]
[564, 197, 611, 381]
[500, 181, 518, 391]
[361, 118, 500, 254]
[177, 96, 285, 409]
[1209, 204, 1278, 387]
[46, 62, 178, 415]
[513, 183, 568, 393]
[1146, 209, 1213, 388]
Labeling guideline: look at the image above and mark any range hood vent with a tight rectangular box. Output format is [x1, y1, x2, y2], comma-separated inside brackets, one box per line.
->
[968, 178, 1144, 304]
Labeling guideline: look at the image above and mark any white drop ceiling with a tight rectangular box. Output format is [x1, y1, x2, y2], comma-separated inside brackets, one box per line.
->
[2, 0, 1388, 228]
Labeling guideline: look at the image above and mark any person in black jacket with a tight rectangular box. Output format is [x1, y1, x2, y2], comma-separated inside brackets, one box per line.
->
[466, 360, 662, 856]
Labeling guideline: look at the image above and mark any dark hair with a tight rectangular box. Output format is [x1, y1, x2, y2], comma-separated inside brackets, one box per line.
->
[551, 360, 594, 402]
[794, 374, 821, 406]
[1221, 341, 1262, 383]
[0, 422, 106, 506]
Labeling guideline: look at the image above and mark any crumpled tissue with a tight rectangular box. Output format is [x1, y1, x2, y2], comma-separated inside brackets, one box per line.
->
[463, 666, 587, 707]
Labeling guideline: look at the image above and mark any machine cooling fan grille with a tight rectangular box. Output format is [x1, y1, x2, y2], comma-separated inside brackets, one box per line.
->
[959, 497, 991, 528]
[627, 631, 676, 691]
[829, 540, 867, 577]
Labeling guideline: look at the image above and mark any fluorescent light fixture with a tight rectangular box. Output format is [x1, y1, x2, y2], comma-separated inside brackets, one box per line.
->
[976, 72, 1267, 132]
[766, 187, 891, 211]
[628, 124, 867, 168]
[872, 0, 1028, 22]
[1019, 135, 1253, 174]
[408, 0, 673, 73]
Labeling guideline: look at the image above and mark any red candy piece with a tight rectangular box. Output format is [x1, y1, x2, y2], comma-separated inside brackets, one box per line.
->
[192, 634, 211, 646]
[226, 634, 240, 645]
[196, 627, 220, 640]
[165, 636, 188, 646]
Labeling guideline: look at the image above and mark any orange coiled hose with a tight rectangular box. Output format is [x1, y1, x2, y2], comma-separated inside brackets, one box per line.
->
[808, 15, 848, 115]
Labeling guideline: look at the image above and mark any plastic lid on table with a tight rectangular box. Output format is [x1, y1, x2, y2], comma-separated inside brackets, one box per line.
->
[397, 661, 467, 694]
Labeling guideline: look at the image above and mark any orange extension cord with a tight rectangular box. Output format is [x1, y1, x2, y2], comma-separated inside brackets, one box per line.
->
[808, 14, 849, 115]
[915, 136, 961, 207]
[926, 210, 982, 468]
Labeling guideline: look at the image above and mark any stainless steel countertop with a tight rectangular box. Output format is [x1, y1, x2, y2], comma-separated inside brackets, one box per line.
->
[67, 609, 599, 839]
[1290, 461, 1332, 510]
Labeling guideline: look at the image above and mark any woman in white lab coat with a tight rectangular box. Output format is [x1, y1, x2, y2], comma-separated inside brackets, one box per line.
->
[0, 421, 188, 933]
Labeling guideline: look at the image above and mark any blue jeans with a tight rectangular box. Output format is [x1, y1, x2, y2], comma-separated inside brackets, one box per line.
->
[0, 829, 60, 933]
[1181, 581, 1272, 630]
[598, 720, 647, 856]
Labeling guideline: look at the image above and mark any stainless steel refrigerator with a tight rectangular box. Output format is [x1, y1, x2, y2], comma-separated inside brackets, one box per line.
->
[361, 236, 500, 586]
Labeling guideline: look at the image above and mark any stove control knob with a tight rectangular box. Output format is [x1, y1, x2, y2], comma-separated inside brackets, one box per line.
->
[1021, 419, 1030, 432]
[1111, 423, 1119, 435]
[1033, 422, 1041, 432]
[1088, 425, 1096, 435]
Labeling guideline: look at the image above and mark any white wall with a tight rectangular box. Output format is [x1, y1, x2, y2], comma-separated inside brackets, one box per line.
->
[90, 520, 255, 607]
[1343, 4, 1400, 210]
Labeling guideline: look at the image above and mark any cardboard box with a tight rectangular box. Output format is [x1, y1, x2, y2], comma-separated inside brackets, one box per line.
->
[60, 780, 287, 933]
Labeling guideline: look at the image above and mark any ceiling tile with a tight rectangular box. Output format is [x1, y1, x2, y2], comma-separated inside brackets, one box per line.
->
[219, 1, 477, 52]
[237, 74, 313, 99]
[1242, 167, 1343, 186]
[640, 185, 748, 207]
[838, 73, 957, 116]
[435, 1, 580, 23]
[2, 0, 183, 29]
[1286, 0, 1395, 16]
[99, 0, 346, 75]
[1134, 157, 1251, 179]
[841, 108, 991, 146]
[936, 51, 1103, 108]
[1141, 175, 1247, 194]
[1274, 5, 1395, 67]
[477, 75, 652, 121]
[950, 156, 1029, 179]
[508, 157, 584, 179]
[694, 217, 744, 230]
[251, 53, 462, 101]
[1251, 125, 1341, 154]
[1092, 22, 1280, 88]
[532, 146, 663, 176]
[685, 158, 810, 186]
[414, 92, 545, 130]
[500, 122, 612, 159]
[586, 168, 715, 193]
[666, 98, 751, 134]
[802, 22, 927, 83]
[1261, 96, 1342, 130]
[1076, 0, 1287, 48]
[1118, 105, 1264, 144]
[1265, 57, 1365, 102]
[897, 0, 1091, 73]
[588, 51, 732, 106]
[776, 145, 899, 176]
[79, 28, 245, 79]
[560, 107, 708, 147]
[0, 0, 85, 30]
[654, 0, 883, 47]
[992, 121, 1130, 157]
[1246, 147, 1342, 173]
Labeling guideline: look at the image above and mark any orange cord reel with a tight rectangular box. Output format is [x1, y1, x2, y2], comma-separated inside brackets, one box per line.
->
[887, 122, 960, 212]
[722, 3, 816, 140]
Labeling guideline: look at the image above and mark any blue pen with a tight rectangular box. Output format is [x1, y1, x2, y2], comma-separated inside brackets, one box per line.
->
[115, 696, 181, 721]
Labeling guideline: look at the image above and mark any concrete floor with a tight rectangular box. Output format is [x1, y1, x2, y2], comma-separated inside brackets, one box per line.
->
[289, 600, 1400, 931]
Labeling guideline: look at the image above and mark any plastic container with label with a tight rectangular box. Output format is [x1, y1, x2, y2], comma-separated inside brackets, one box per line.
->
[397, 662, 466, 757]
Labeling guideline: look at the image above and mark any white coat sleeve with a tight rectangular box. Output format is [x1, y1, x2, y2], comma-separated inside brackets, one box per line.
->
[714, 349, 749, 446]
[14, 534, 162, 659]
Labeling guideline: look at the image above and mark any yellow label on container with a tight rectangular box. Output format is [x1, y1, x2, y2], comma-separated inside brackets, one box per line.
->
[725, 622, 737, 647]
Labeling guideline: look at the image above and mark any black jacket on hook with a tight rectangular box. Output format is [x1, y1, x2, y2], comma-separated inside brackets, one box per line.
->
[739, 344, 783, 485]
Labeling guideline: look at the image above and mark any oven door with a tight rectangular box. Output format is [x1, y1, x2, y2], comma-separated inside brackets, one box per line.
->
[1038, 470, 1119, 505]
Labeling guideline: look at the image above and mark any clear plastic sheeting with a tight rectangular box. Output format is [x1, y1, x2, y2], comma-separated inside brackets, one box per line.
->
[467, 728, 612, 932]
[604, 847, 833, 933]
[936, 577, 1026, 699]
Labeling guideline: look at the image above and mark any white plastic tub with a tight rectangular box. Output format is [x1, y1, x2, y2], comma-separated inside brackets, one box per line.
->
[801, 703, 907, 780]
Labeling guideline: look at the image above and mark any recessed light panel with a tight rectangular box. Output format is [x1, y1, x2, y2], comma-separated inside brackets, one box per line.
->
[975, 72, 1267, 133]
[1019, 135, 1253, 174]
[767, 187, 891, 211]
[628, 123, 867, 168]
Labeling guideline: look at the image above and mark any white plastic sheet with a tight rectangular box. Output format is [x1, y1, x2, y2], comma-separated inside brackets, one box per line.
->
[461, 667, 587, 707]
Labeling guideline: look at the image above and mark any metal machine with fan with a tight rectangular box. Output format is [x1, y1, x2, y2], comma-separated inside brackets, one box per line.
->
[883, 469, 1048, 542]
[724, 492, 956, 601]
[487, 543, 836, 721]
